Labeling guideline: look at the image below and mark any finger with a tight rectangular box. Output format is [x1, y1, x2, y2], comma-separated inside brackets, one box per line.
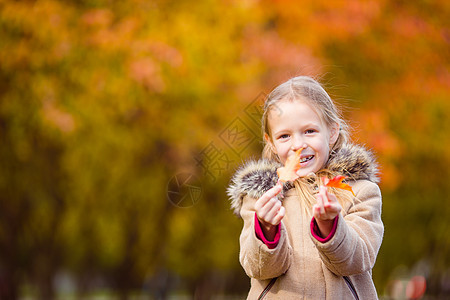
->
[267, 184, 282, 197]
[256, 197, 275, 219]
[312, 204, 321, 219]
[327, 202, 342, 214]
[255, 185, 282, 210]
[316, 186, 327, 201]
[325, 189, 338, 204]
[324, 192, 340, 212]
[258, 196, 280, 220]
[320, 186, 335, 209]
[322, 190, 330, 207]
[255, 194, 269, 212]
[319, 185, 328, 196]
[316, 193, 325, 215]
[265, 200, 282, 224]
[272, 206, 285, 225]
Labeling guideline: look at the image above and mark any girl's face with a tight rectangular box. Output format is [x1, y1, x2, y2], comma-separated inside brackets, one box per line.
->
[266, 99, 338, 177]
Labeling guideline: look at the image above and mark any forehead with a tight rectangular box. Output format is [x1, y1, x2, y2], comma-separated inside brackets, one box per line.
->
[268, 98, 323, 123]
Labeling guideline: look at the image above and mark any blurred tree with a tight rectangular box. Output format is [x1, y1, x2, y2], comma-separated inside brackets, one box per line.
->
[0, 0, 448, 299]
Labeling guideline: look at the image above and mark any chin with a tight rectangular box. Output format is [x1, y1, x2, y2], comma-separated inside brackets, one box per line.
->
[296, 164, 322, 177]
[296, 169, 314, 178]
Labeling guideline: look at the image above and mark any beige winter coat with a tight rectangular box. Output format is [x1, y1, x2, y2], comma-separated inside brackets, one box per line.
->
[228, 144, 384, 299]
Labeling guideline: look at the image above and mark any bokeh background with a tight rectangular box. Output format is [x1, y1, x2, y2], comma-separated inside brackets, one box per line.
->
[0, 0, 449, 299]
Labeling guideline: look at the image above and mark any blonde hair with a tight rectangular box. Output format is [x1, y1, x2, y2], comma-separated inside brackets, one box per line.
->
[261, 76, 353, 212]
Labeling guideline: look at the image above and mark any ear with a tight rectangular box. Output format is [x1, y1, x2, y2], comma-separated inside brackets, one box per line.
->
[329, 122, 339, 145]
[264, 133, 277, 154]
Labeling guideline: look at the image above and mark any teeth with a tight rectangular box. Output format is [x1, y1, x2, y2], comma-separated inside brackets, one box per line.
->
[300, 156, 313, 163]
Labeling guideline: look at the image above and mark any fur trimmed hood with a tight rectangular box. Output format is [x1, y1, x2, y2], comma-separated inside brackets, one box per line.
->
[227, 143, 379, 216]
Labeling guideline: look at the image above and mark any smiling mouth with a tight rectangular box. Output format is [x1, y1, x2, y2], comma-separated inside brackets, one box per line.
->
[300, 155, 314, 163]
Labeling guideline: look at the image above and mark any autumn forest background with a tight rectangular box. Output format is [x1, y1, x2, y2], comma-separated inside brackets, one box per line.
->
[0, 0, 449, 299]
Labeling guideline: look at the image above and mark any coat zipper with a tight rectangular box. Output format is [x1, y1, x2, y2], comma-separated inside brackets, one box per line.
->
[258, 276, 358, 299]
[257, 277, 277, 300]
[343, 276, 360, 300]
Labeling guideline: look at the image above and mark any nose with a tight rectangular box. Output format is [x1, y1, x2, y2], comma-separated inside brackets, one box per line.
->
[291, 135, 306, 151]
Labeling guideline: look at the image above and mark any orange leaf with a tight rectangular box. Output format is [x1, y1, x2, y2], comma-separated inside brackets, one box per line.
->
[277, 148, 304, 183]
[323, 175, 355, 196]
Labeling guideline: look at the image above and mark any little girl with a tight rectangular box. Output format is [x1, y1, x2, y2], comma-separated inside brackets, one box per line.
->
[228, 76, 383, 299]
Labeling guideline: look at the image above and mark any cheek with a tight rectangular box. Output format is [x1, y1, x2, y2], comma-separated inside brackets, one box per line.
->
[276, 143, 289, 153]
[310, 138, 330, 159]
[273, 144, 289, 162]
[317, 140, 331, 162]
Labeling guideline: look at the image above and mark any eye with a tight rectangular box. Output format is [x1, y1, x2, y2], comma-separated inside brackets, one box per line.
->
[305, 129, 316, 134]
[278, 134, 290, 139]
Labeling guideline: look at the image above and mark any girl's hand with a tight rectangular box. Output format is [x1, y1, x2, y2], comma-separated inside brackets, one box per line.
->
[313, 186, 342, 237]
[254, 184, 285, 241]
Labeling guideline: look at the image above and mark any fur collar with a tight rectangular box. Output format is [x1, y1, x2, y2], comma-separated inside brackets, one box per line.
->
[227, 143, 379, 216]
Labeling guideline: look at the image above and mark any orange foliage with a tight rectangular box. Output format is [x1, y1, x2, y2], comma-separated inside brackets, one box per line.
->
[323, 176, 355, 196]
[42, 100, 76, 133]
[128, 57, 165, 92]
[277, 148, 304, 183]
[0, 0, 449, 296]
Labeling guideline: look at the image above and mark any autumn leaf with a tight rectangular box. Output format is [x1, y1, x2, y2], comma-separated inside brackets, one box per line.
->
[323, 175, 355, 196]
[277, 148, 304, 183]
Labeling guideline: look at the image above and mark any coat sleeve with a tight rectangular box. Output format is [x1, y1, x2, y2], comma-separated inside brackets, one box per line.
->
[239, 195, 293, 280]
[310, 180, 384, 276]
